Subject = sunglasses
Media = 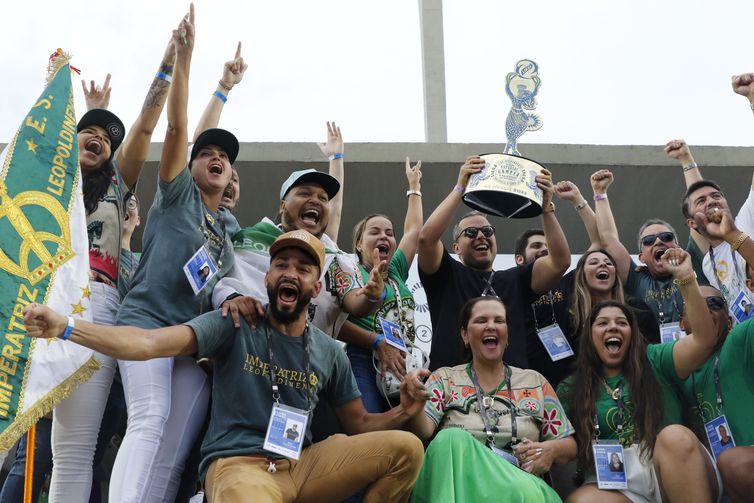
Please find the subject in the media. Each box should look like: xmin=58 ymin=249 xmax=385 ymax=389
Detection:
xmin=705 ymin=296 xmax=727 ymax=311
xmin=456 ymin=225 xmax=495 ymax=241
xmin=640 ymin=231 xmax=675 ymax=247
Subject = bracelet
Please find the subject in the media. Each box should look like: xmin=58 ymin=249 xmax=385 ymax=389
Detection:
xmin=730 ymin=232 xmax=749 ymax=252
xmin=155 ymin=72 xmax=172 ymax=83
xmin=673 ymin=272 xmax=697 ymax=287
xmin=406 ymin=189 xmax=422 ymax=197
xmin=328 ymin=153 xmax=344 ymax=161
xmin=574 ymin=200 xmax=588 ymax=211
xmin=593 ymin=193 xmax=607 ymax=201
xmin=213 ymin=90 xmax=228 ymax=103
xmin=366 ymin=286 xmax=388 ymax=303
xmin=218 ymin=80 xmax=233 ymax=91
xmin=541 ymin=201 xmax=555 ymax=213
xmin=372 ymin=333 xmax=386 ymax=348
xmin=682 ymin=162 xmax=698 ymax=172
xmin=60 ymin=316 xmax=75 ymax=341
xmin=453 ymin=184 xmax=465 ymax=195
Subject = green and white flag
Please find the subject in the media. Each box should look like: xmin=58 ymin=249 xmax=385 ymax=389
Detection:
xmin=0 ymin=52 xmax=98 ymax=450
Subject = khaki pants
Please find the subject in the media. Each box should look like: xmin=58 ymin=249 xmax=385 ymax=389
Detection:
xmin=205 ymin=431 xmax=423 ymax=503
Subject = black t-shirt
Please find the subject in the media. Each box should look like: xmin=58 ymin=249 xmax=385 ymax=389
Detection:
xmin=419 ymin=249 xmax=537 ymax=371
xmin=525 ymin=270 xmax=660 ymax=388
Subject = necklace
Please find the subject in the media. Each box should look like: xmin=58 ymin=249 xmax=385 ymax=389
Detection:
xmin=601 ymin=378 xmax=621 ymax=401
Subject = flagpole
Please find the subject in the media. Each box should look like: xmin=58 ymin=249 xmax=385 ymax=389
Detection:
xmin=23 ymin=423 xmax=35 ymax=503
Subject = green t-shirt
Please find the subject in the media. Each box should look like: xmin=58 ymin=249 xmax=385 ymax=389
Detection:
xmin=117 ymin=168 xmax=237 ymax=328
xmin=674 ymin=320 xmax=754 ymax=446
xmin=346 ymin=250 xmax=416 ymax=343
xmin=558 ymin=344 xmax=683 ymax=443
xmin=186 ymin=311 xmax=361 ymax=480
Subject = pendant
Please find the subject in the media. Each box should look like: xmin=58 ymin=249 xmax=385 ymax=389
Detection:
xmin=267 ymin=461 xmax=277 ymax=473
xmin=610 ymin=388 xmax=620 ymax=401
xmin=482 ymin=396 xmax=494 ymax=409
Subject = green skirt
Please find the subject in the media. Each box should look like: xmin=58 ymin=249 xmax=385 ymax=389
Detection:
xmin=411 ymin=428 xmax=562 ymax=503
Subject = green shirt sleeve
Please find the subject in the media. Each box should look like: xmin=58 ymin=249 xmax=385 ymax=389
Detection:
xmin=186 ymin=310 xmax=236 ymax=359
xmin=324 ymin=344 xmax=362 ymax=407
xmin=391 ymin=249 xmax=409 ymax=282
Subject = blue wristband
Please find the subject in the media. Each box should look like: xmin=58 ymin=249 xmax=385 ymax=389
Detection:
xmin=373 ymin=333 xmax=386 ymax=348
xmin=328 ymin=153 xmax=344 ymax=161
xmin=213 ymin=90 xmax=228 ymax=103
xmin=60 ymin=316 xmax=74 ymax=341
xmin=155 ymin=71 xmax=172 ymax=82
xmin=380 ymin=287 xmax=387 ymax=301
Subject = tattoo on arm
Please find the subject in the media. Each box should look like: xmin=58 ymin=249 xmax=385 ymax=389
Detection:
xmin=142 ymin=79 xmax=170 ymax=112
xmin=159 ymin=62 xmax=174 ymax=75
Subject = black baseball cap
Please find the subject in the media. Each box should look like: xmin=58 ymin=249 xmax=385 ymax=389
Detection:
xmin=77 ymin=109 xmax=126 ymax=159
xmin=190 ymin=128 xmax=239 ymax=165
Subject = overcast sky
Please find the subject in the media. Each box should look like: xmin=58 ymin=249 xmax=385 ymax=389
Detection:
xmin=3 ymin=0 xmax=754 ymax=147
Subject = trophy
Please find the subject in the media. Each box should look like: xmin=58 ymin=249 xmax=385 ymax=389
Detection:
xmin=463 ymin=59 xmax=548 ymax=218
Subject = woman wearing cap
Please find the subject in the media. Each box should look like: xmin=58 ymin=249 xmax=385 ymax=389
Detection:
xmin=109 ymin=7 xmax=241 ymax=502
xmin=557 ymin=248 xmax=720 ymax=503
xmin=48 ymin=32 xmax=178 ymax=503
xmin=338 ymin=157 xmax=423 ymax=412
xmin=406 ymin=296 xmax=576 ymax=502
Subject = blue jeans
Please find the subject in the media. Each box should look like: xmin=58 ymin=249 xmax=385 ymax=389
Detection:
xmin=346 ymin=347 xmax=387 ymax=414
xmin=0 ymin=417 xmax=53 ymax=503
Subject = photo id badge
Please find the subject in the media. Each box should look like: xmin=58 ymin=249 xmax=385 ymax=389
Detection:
xmin=659 ymin=323 xmax=687 ymax=344
xmin=183 ymin=246 xmax=218 ymax=295
xmin=704 ymin=415 xmax=736 ymax=459
xmin=263 ymin=403 xmax=310 ymax=460
xmin=379 ymin=318 xmax=407 ymax=352
xmin=491 ymin=445 xmax=520 ymax=467
xmin=730 ymin=290 xmax=754 ymax=325
xmin=592 ymin=443 xmax=627 ymax=490
xmin=537 ymin=323 xmax=574 ymax=361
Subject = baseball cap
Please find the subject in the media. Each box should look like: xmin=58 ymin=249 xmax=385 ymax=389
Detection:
xmin=190 ymin=128 xmax=239 ymax=165
xmin=77 ymin=109 xmax=126 ymax=159
xmin=279 ymin=169 xmax=340 ymax=200
xmin=269 ymin=230 xmax=326 ymax=273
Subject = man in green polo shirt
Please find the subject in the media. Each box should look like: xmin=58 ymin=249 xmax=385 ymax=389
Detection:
xmin=23 ymin=231 xmax=427 ymax=503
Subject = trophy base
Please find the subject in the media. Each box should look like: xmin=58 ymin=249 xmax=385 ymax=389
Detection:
xmin=463 ymin=190 xmax=542 ymax=218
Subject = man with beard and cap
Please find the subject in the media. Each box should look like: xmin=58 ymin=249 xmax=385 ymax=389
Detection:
xmin=212 ymin=122 xmax=386 ymax=338
xmin=417 ymin=155 xmax=571 ymax=372
xmin=593 ymin=169 xmax=692 ymax=342
xmin=22 ymin=231 xmax=427 ymax=503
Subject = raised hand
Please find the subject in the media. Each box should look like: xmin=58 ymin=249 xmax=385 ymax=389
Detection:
xmin=23 ymin=303 xmax=67 ymax=339
xmin=82 ymin=74 xmax=112 ymax=110
xmin=457 ymin=156 xmax=485 ymax=189
xmin=590 ymin=169 xmax=613 ymax=195
xmin=660 ymin=248 xmax=694 ymax=280
xmin=731 ymin=73 xmax=754 ymax=101
xmin=553 ymin=180 xmax=583 ymax=205
xmin=362 ymin=248 xmax=387 ymax=300
xmin=405 ymin=157 xmax=422 ymax=190
xmin=220 ymin=42 xmax=248 ymax=89
xmin=699 ymin=205 xmax=738 ymax=242
xmin=317 ymin=121 xmax=343 ymax=158
xmin=172 ymin=3 xmax=195 ymax=54
xmin=664 ymin=139 xmax=695 ymax=165
xmin=535 ymin=168 xmax=554 ymax=204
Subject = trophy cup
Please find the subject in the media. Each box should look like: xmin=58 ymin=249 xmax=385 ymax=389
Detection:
xmin=463 ymin=59 xmax=548 ymax=218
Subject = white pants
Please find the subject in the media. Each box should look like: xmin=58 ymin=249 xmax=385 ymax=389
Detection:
xmin=50 ymin=282 xmax=119 ymax=503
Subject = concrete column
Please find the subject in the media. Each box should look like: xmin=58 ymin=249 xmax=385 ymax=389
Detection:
xmin=418 ymin=0 xmax=448 ymax=143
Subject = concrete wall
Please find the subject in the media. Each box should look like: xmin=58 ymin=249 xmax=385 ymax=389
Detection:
xmin=125 ymin=142 xmax=754 ymax=254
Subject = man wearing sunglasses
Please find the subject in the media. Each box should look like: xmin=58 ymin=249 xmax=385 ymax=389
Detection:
xmin=672 ymin=281 xmax=754 ymax=503
xmin=417 ymin=155 xmax=571 ymax=371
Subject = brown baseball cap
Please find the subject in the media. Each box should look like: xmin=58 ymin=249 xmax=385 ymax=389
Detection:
xmin=269 ymin=230 xmax=326 ymax=273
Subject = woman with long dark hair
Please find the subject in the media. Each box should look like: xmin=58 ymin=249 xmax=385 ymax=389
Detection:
xmin=559 ymin=248 xmax=720 ymax=502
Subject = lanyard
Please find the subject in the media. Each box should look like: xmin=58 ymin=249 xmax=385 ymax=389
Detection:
xmin=691 ymin=352 xmax=723 ymax=421
xmin=470 ymin=364 xmax=517 ymax=446
xmin=593 ymin=379 xmax=626 ymax=444
xmin=265 ymin=318 xmax=315 ymax=412
xmin=201 ymin=207 xmax=229 ymax=268
xmin=481 ymin=271 xmax=498 ymax=298
xmin=708 ymin=246 xmax=743 ymax=298
xmin=530 ymin=290 xmax=558 ymax=332
xmin=651 ymin=279 xmax=682 ymax=324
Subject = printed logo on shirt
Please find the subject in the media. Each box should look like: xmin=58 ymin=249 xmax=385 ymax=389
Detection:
xmin=532 ymin=290 xmax=565 ymax=307
xmin=243 ymin=353 xmax=317 ymax=391
xmin=716 ymin=260 xmax=730 ymax=283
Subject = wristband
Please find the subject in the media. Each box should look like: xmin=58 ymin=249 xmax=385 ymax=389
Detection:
xmin=574 ymin=200 xmax=588 ymax=211
xmin=406 ymin=189 xmax=422 ymax=197
xmin=673 ymin=272 xmax=697 ymax=287
xmin=155 ymin=71 xmax=172 ymax=83
xmin=218 ymin=80 xmax=233 ymax=91
xmin=60 ymin=316 xmax=75 ymax=341
xmin=453 ymin=184 xmax=465 ymax=195
xmin=213 ymin=90 xmax=228 ymax=103
xmin=593 ymin=193 xmax=607 ymax=201
xmin=366 ymin=287 xmax=387 ymax=303
xmin=682 ymin=162 xmax=698 ymax=172
xmin=372 ymin=333 xmax=386 ymax=348
xmin=731 ymin=232 xmax=749 ymax=252
xmin=328 ymin=153 xmax=344 ymax=161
